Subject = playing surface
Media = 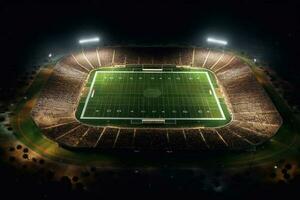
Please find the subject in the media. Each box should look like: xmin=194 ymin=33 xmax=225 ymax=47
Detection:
xmin=77 ymin=69 xmax=229 ymax=126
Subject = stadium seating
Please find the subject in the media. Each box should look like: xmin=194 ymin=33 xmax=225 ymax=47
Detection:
xmin=180 ymin=48 xmax=193 ymax=65
xmin=167 ymin=129 xmax=186 ymax=151
xmin=114 ymin=128 xmax=135 ymax=150
xmin=31 ymin=62 xmax=88 ymax=128
xmin=42 ymin=121 xmax=81 ymax=140
xmin=57 ymin=125 xmax=89 ymax=146
xmin=98 ymin=48 xmax=114 ymax=66
xmin=77 ymin=127 xmax=103 ymax=148
xmin=193 ymin=48 xmax=209 ymax=67
xmin=184 ymin=129 xmax=207 ymax=150
xmin=96 ymin=127 xmax=119 ymax=149
xmin=200 ymin=128 xmax=227 ymax=149
xmin=31 ymin=47 xmax=282 ymax=151
xmin=204 ymin=50 xmax=224 ymax=69
xmin=84 ymin=50 xmax=99 ymax=68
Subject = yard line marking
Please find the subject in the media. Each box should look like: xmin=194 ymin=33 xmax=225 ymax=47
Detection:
xmin=205 ymin=72 xmax=226 ymax=120
xmin=80 ymin=70 xmax=226 ymax=120
xmin=80 ymin=71 xmax=98 ymax=118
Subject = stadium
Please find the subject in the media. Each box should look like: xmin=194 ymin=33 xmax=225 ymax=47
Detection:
xmin=2 ymin=1 xmax=300 ymax=198
xmin=31 ymin=47 xmax=282 ymax=151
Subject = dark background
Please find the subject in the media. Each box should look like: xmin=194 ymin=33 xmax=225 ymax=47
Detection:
xmin=0 ymin=0 xmax=299 ymax=86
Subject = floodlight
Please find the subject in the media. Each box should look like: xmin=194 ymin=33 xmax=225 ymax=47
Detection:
xmin=48 ymin=53 xmax=52 ymax=58
xmin=253 ymin=58 xmax=257 ymax=62
xmin=207 ymin=37 xmax=228 ymax=45
xmin=79 ymin=37 xmax=100 ymax=44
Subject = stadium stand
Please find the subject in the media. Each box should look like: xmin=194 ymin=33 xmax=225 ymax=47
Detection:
xmin=57 ymin=125 xmax=89 ymax=147
xmin=184 ymin=129 xmax=207 ymax=150
xmin=167 ymin=129 xmax=186 ymax=151
xmin=98 ymin=48 xmax=114 ymax=66
xmin=83 ymin=50 xmax=99 ymax=68
xmin=77 ymin=127 xmax=104 ymax=148
xmin=114 ymin=128 xmax=135 ymax=150
xmin=96 ymin=127 xmax=119 ymax=149
xmin=31 ymin=47 xmax=282 ymax=151
xmin=31 ymin=61 xmax=87 ymax=128
xmin=180 ymin=48 xmax=193 ymax=65
xmin=204 ymin=50 xmax=224 ymax=69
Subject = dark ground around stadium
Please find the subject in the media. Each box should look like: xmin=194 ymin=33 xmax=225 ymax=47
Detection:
xmin=1 ymin=0 xmax=300 ymax=199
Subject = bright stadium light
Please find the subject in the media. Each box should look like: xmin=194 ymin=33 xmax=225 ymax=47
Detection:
xmin=48 ymin=53 xmax=52 ymax=58
xmin=79 ymin=37 xmax=100 ymax=44
xmin=207 ymin=37 xmax=228 ymax=45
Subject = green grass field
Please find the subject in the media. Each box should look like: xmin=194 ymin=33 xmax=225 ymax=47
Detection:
xmin=76 ymin=67 xmax=231 ymax=127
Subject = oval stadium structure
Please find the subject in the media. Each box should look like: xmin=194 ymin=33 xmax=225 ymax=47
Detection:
xmin=31 ymin=47 xmax=282 ymax=151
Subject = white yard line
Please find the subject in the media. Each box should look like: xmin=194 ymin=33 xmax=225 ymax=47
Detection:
xmin=80 ymin=71 xmax=98 ymax=118
xmin=80 ymin=70 xmax=226 ymax=121
xmin=205 ymin=72 xmax=226 ymax=120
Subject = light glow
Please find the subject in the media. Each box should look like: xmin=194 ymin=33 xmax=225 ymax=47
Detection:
xmin=79 ymin=37 xmax=100 ymax=44
xmin=207 ymin=37 xmax=228 ymax=45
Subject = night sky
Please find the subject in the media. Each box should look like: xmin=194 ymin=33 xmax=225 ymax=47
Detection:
xmin=1 ymin=0 xmax=299 ymax=87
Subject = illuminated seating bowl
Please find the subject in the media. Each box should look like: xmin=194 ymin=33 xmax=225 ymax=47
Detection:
xmin=31 ymin=47 xmax=282 ymax=152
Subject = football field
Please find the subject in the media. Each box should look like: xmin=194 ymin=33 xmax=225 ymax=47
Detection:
xmin=77 ymin=68 xmax=230 ymax=126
